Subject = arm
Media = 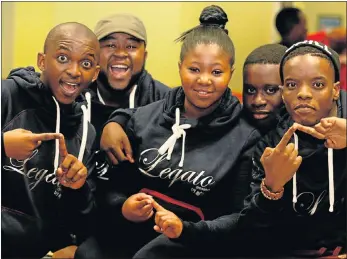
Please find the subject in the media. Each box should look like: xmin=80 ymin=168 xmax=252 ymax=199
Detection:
xmin=100 ymin=108 xmax=138 ymax=165
xmin=105 ymin=108 xmax=137 ymax=129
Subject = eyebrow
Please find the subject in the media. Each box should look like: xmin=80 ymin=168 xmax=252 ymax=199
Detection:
xmin=56 ymin=45 xmax=96 ymax=60
xmin=244 ymin=83 xmax=279 ymax=88
xmin=311 ymin=76 xmax=327 ymax=80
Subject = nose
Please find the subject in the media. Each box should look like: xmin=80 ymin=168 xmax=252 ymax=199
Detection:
xmin=197 ymin=74 xmax=212 ymax=86
xmin=297 ymin=84 xmax=312 ymax=100
xmin=113 ymin=46 xmax=128 ymax=59
xmin=66 ymin=62 xmax=81 ymax=78
xmin=252 ymin=93 xmax=266 ymax=108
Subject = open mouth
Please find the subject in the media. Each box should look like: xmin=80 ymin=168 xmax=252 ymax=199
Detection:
xmin=109 ymin=64 xmax=130 ymax=79
xmin=59 ymin=80 xmax=79 ymax=96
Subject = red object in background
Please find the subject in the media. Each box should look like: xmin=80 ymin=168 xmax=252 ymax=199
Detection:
xmin=307 ymin=31 xmax=330 ymax=45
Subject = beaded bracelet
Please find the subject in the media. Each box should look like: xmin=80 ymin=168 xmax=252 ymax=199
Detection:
xmin=260 ymin=178 xmax=284 ymax=200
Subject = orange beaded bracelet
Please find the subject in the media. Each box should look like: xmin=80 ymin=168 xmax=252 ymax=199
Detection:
xmin=260 ymin=178 xmax=284 ymax=200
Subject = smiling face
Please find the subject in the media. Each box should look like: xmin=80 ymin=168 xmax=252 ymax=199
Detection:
xmin=179 ymin=43 xmax=234 ymax=118
xmin=282 ymin=54 xmax=340 ymax=126
xmin=38 ymin=30 xmax=100 ymax=104
xmin=98 ymin=32 xmax=147 ymax=90
xmin=243 ymin=63 xmax=283 ymax=128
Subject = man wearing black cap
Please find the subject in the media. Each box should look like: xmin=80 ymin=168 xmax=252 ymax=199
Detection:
xmin=236 ymin=40 xmax=346 ymax=258
xmin=82 ymin=13 xmax=169 ymax=155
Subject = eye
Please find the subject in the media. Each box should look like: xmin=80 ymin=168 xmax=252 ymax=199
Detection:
xmin=57 ymin=55 xmax=68 ymax=63
xmin=265 ymin=86 xmax=280 ymax=95
xmin=188 ymin=67 xmax=199 ymax=73
xmin=246 ymin=87 xmax=256 ymax=95
xmin=212 ymin=70 xmax=223 ymax=76
xmin=285 ymin=82 xmax=297 ymax=89
xmin=313 ymin=82 xmax=324 ymax=88
xmin=82 ymin=60 xmax=92 ymax=69
xmin=126 ymin=45 xmax=137 ymax=49
xmin=106 ymin=44 xmax=116 ymax=49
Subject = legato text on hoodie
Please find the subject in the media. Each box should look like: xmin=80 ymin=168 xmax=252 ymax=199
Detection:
xmin=1 ymin=67 xmax=96 ymax=258
xmin=94 ymin=86 xmax=261 ymax=245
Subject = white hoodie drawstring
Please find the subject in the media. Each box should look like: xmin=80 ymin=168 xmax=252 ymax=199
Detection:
xmin=52 ymin=97 xmax=61 ymax=173
xmin=293 ymin=132 xmax=335 ymax=212
xmin=158 ymin=108 xmax=191 ymax=167
xmin=129 ymin=85 xmax=137 ymax=109
xmin=52 ymin=97 xmax=88 ymax=197
xmin=328 ymin=148 xmax=334 ymax=212
xmin=95 ymin=84 xmax=137 ymax=118
xmin=85 ymin=92 xmax=91 ymax=122
xmin=78 ymin=105 xmax=89 ymax=161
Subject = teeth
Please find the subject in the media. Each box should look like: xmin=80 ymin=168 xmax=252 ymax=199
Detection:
xmin=198 ymin=91 xmax=208 ymax=94
xmin=65 ymin=82 xmax=77 ymax=87
xmin=112 ymin=65 xmax=128 ymax=69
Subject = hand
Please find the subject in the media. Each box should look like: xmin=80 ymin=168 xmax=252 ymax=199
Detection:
xmin=152 ymin=200 xmax=183 ymax=239
xmin=100 ymin=122 xmax=134 ymax=165
xmin=261 ymin=125 xmax=303 ymax=192
xmin=3 ymin=129 xmax=62 ymax=160
xmin=122 ymin=193 xmax=154 ymax=222
xmin=55 ymin=135 xmax=87 ymax=189
xmin=295 ymin=117 xmax=346 ymax=149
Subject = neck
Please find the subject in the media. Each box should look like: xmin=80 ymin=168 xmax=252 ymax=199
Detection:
xmin=96 ymin=79 xmax=134 ymax=108
xmin=329 ymin=101 xmax=338 ymax=117
xmin=183 ymin=98 xmax=220 ymax=119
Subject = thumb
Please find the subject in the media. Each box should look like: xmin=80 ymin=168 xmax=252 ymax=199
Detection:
xmin=152 ymin=200 xmax=165 ymax=211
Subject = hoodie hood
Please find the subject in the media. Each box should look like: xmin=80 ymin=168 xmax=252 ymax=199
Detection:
xmin=7 ymin=67 xmax=88 ymax=133
xmin=5 ymin=66 xmax=90 ymax=179
xmin=162 ymin=87 xmax=242 ymax=133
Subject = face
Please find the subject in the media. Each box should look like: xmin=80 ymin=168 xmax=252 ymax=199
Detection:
xmin=179 ymin=43 xmax=234 ymax=118
xmin=282 ymin=54 xmax=340 ymax=126
xmin=291 ymin=12 xmax=308 ymax=42
xmin=243 ymin=64 xmax=283 ymax=127
xmin=38 ymin=35 xmax=100 ymax=104
xmin=99 ymin=32 xmax=147 ymax=90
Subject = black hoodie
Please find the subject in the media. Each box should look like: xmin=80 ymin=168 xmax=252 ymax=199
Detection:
xmin=81 ymin=69 xmax=170 ymax=150
xmin=95 ymin=86 xmax=261 ymax=247
xmin=1 ymin=67 xmax=96 ymax=258
xmin=237 ymin=90 xmax=347 ymax=257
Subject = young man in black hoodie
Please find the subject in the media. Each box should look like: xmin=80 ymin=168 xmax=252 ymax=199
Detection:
xmin=237 ymin=40 xmax=346 ymax=258
xmin=1 ymin=22 xmax=100 ymax=258
xmin=82 ymin=13 xmax=170 ymax=155
xmin=242 ymin=43 xmax=288 ymax=135
xmin=76 ymin=5 xmax=261 ymax=259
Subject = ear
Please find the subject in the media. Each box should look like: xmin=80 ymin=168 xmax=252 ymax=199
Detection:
xmin=178 ymin=62 xmax=182 ymax=76
xmin=37 ymin=52 xmax=46 ymax=72
xmin=144 ymin=50 xmax=148 ymax=62
xmin=92 ymin=65 xmax=101 ymax=82
xmin=332 ymin=81 xmax=340 ymax=101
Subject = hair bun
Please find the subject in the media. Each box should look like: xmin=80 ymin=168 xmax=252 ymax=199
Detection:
xmin=199 ymin=5 xmax=228 ymax=29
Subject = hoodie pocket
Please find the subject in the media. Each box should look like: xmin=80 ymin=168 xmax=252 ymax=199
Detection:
xmin=140 ymin=188 xmax=204 ymax=222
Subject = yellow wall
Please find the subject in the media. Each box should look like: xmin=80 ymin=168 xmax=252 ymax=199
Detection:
xmin=2 ymin=2 xmax=279 ymax=94
xmin=294 ymin=1 xmax=347 ymax=33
